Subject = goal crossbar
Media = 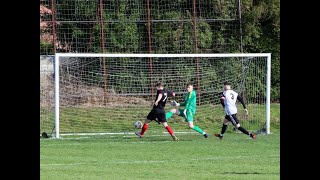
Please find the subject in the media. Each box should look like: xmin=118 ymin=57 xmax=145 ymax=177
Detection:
xmin=55 ymin=53 xmax=271 ymax=58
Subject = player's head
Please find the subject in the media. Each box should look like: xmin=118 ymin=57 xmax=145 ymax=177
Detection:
xmin=156 ymin=82 xmax=164 ymax=90
xmin=223 ymin=81 xmax=231 ymax=91
xmin=186 ymin=83 xmax=193 ymax=92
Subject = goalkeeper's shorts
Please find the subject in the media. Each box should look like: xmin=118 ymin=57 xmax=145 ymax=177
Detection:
xmin=178 ymin=109 xmax=195 ymax=122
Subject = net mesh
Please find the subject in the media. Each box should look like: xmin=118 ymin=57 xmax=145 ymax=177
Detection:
xmin=40 ymin=55 xmax=268 ymax=137
xmin=40 ymin=0 xmax=241 ymax=55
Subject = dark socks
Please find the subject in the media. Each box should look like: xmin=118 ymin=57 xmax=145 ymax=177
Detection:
xmin=238 ymin=126 xmax=249 ymax=135
xmin=221 ymin=124 xmax=228 ymax=135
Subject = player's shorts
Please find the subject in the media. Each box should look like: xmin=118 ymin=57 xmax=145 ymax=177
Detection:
xmin=178 ymin=109 xmax=195 ymax=122
xmin=225 ymin=114 xmax=239 ymax=126
xmin=147 ymin=108 xmax=166 ymax=122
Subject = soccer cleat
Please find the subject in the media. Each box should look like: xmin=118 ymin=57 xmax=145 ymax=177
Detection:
xmin=171 ymin=135 xmax=179 ymax=141
xmin=204 ymin=133 xmax=208 ymax=138
xmin=214 ymin=133 xmax=223 ymax=140
xmin=134 ymin=132 xmax=143 ymax=138
xmin=250 ymin=133 xmax=256 ymax=139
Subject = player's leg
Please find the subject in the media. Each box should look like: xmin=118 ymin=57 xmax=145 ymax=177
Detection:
xmin=162 ymin=121 xmax=179 ymax=141
xmin=135 ymin=118 xmax=151 ymax=137
xmin=135 ymin=110 xmax=154 ymax=137
xmin=231 ymin=114 xmax=256 ymax=139
xmin=165 ymin=108 xmax=179 ymax=121
xmin=214 ymin=116 xmax=229 ymax=139
xmin=158 ymin=109 xmax=179 ymax=140
xmin=185 ymin=111 xmax=208 ymax=138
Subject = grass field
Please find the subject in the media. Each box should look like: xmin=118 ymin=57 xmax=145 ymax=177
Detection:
xmin=41 ymin=132 xmax=280 ymax=179
xmin=41 ymin=103 xmax=280 ymax=135
xmin=40 ymin=103 xmax=280 ymax=179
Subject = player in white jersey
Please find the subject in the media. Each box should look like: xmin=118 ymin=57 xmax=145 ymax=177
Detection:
xmin=214 ymin=82 xmax=256 ymax=140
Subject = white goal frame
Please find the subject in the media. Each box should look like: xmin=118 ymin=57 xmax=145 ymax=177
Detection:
xmin=54 ymin=53 xmax=271 ymax=138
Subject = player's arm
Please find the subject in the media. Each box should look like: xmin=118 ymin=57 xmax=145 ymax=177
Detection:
xmin=154 ymin=93 xmax=163 ymax=106
xmin=237 ymin=95 xmax=248 ymax=114
xmin=180 ymin=92 xmax=194 ymax=116
xmin=220 ymin=95 xmax=225 ymax=108
xmin=179 ymin=95 xmax=186 ymax=106
xmin=179 ymin=92 xmax=191 ymax=107
xmin=179 ymin=101 xmax=186 ymax=106
xmin=166 ymin=90 xmax=175 ymax=97
xmin=168 ymin=90 xmax=180 ymax=106
xmin=237 ymin=95 xmax=246 ymax=109
xmin=219 ymin=92 xmax=225 ymax=108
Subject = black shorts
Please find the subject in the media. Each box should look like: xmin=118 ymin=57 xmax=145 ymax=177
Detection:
xmin=225 ymin=114 xmax=239 ymax=126
xmin=147 ymin=108 xmax=166 ymax=122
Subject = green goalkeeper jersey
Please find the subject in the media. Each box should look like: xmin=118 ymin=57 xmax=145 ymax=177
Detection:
xmin=180 ymin=90 xmax=197 ymax=114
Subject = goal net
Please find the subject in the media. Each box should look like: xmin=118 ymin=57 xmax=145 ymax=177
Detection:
xmin=40 ymin=53 xmax=271 ymax=138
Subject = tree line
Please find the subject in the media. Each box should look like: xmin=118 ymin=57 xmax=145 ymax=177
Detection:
xmin=40 ymin=0 xmax=279 ymax=102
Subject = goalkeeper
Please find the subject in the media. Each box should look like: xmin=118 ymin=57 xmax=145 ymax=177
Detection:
xmin=166 ymin=83 xmax=208 ymax=138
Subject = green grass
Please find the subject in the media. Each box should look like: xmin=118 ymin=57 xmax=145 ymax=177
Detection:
xmin=41 ymin=129 xmax=280 ymax=179
xmin=41 ymin=103 xmax=280 ymax=134
xmin=40 ymin=103 xmax=280 ymax=179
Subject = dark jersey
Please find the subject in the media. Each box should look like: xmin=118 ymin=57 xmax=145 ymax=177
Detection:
xmin=153 ymin=89 xmax=174 ymax=109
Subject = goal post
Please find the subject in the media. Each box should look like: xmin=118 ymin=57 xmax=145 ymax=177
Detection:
xmin=46 ymin=53 xmax=271 ymax=138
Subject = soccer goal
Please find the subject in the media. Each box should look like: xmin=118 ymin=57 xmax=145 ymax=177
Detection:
xmin=40 ymin=53 xmax=271 ymax=138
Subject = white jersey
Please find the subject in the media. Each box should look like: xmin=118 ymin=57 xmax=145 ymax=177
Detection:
xmin=223 ymin=89 xmax=238 ymax=115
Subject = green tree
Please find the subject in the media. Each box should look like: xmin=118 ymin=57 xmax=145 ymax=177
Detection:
xmin=241 ymin=0 xmax=280 ymax=102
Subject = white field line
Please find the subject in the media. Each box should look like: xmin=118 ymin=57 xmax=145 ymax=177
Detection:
xmin=41 ymin=155 xmax=280 ymax=166
xmin=42 ymin=131 xmax=198 ymax=139
xmin=60 ymin=131 xmax=198 ymax=136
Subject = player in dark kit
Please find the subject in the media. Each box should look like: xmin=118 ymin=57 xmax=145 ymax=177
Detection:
xmin=135 ymin=82 xmax=179 ymax=141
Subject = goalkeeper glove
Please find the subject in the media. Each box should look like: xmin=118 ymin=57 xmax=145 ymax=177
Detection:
xmin=170 ymin=100 xmax=180 ymax=106
xmin=244 ymin=109 xmax=248 ymax=115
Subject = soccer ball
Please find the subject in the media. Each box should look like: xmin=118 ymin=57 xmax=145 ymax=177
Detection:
xmin=134 ymin=121 xmax=143 ymax=129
